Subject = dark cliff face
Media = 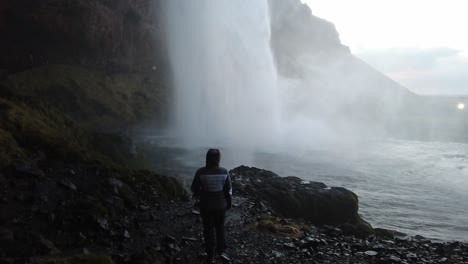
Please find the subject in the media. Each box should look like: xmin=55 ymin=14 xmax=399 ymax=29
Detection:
xmin=269 ymin=0 xmax=419 ymax=136
xmin=269 ymin=0 xmax=350 ymax=77
xmin=0 ymin=0 xmax=167 ymax=73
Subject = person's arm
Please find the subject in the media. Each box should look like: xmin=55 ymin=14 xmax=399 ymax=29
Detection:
xmin=224 ymin=172 xmax=232 ymax=209
xmin=191 ymin=170 xmax=201 ymax=197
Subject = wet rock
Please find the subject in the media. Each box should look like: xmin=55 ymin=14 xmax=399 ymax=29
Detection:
xmin=299 ymin=236 xmax=323 ymax=250
xmin=139 ymin=205 xmax=149 ymax=211
xmin=182 ymin=237 xmax=198 ymax=242
xmin=59 ymin=179 xmax=77 ymax=191
xmin=364 ymin=250 xmax=378 ymax=256
xmin=389 ymin=255 xmax=402 ymax=262
xmin=220 ymin=253 xmax=231 ymax=262
xmin=107 ymin=177 xmax=134 ymax=199
xmin=414 ymin=234 xmax=426 ymax=241
xmin=374 ymin=228 xmax=397 ymax=239
xmin=0 ymin=227 xmax=13 ymax=241
xmin=341 ymin=220 xmax=374 ymax=238
xmin=168 ymin=243 xmax=181 ymax=252
xmin=97 ymin=218 xmax=109 ymax=231
xmin=406 ymin=252 xmax=418 ymax=260
xmin=12 ymin=164 xmax=45 ymax=178
xmin=231 ymin=166 xmax=373 ymax=237
xmin=164 ymin=235 xmax=176 ymax=244
xmin=38 ymin=236 xmax=60 ymax=255
xmin=283 ymin=242 xmax=296 ymax=249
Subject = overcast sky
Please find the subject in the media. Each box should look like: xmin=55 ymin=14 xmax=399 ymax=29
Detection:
xmin=302 ymin=0 xmax=468 ymax=95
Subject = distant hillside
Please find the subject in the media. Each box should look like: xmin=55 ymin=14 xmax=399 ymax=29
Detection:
xmin=268 ymin=0 xmax=468 ymax=142
xmin=269 ymin=0 xmax=415 ymax=113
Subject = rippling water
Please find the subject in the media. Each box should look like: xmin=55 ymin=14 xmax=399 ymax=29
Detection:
xmin=144 ymin=138 xmax=468 ymax=242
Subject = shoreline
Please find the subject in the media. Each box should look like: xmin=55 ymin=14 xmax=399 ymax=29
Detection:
xmin=1 ymin=160 xmax=466 ymax=263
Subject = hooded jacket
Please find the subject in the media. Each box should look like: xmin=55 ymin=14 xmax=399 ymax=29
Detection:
xmin=191 ymin=149 xmax=232 ymax=211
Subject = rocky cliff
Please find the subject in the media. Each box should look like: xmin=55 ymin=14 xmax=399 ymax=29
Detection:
xmin=269 ymin=0 xmax=350 ymax=77
xmin=269 ymin=0 xmax=418 ymax=135
xmin=0 ymin=0 xmax=166 ymax=73
xmin=0 ymin=0 xmax=172 ymax=166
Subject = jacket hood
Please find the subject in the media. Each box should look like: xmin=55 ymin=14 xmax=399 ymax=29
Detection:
xmin=206 ymin=148 xmax=221 ymax=167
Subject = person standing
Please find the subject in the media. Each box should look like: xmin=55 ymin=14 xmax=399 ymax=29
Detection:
xmin=191 ymin=149 xmax=232 ymax=263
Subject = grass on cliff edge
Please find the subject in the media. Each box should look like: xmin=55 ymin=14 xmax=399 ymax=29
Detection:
xmin=1 ymin=64 xmax=167 ymax=131
xmin=0 ymin=97 xmax=127 ymax=167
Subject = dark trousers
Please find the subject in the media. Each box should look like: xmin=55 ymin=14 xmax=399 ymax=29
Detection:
xmin=201 ymin=209 xmax=226 ymax=257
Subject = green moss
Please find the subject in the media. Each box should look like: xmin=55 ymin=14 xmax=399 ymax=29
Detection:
xmin=0 ymin=98 xmax=119 ymax=166
xmin=117 ymin=169 xmax=187 ymax=200
xmin=253 ymin=215 xmax=303 ymax=238
xmin=0 ymin=64 xmax=168 ymax=168
xmin=257 ymin=219 xmax=278 ymax=233
xmin=0 ymin=128 xmax=24 ymax=167
xmin=2 ymin=64 xmax=167 ymax=129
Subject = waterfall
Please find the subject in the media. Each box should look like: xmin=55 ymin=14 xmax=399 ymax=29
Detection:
xmin=165 ymin=0 xmax=279 ymax=148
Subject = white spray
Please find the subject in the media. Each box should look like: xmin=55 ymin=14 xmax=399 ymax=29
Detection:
xmin=165 ymin=0 xmax=280 ymax=148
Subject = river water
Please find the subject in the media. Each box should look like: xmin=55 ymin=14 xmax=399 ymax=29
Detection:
xmin=144 ymin=137 xmax=468 ymax=242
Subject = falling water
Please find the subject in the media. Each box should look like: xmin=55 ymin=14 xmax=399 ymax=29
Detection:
xmin=165 ymin=0 xmax=279 ymax=148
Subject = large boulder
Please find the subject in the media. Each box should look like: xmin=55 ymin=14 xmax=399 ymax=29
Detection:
xmin=230 ymin=166 xmax=373 ymax=237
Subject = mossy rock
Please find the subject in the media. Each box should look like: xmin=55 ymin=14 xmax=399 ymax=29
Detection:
xmin=0 ymin=98 xmax=115 ymax=165
xmin=232 ymin=166 xmax=360 ymax=224
xmin=254 ymin=215 xmax=303 ymax=238
xmin=0 ymin=128 xmax=24 ymax=167
xmin=114 ymin=169 xmax=187 ymax=200
xmin=0 ymin=97 xmax=147 ymax=167
xmin=2 ymin=64 xmax=167 ymax=130
xmin=0 ymin=64 xmax=167 ymax=168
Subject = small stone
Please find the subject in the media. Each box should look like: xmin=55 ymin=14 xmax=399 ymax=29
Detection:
xmin=97 ymin=218 xmax=109 ymax=230
xmin=220 ymin=253 xmax=231 ymax=262
xmin=182 ymin=236 xmax=198 ymax=242
xmin=283 ymin=242 xmax=295 ymax=249
xmin=39 ymin=236 xmax=61 ymax=255
xmin=168 ymin=243 xmax=180 ymax=252
xmin=165 ymin=235 xmax=177 ymax=243
xmin=123 ymin=230 xmax=131 ymax=239
xmin=272 ymin=251 xmax=284 ymax=258
xmin=364 ymin=250 xmax=378 ymax=256
xmin=192 ymin=209 xmax=200 ymax=215
xmin=414 ymin=235 xmax=425 ymax=240
xmin=59 ymin=179 xmax=77 ymax=191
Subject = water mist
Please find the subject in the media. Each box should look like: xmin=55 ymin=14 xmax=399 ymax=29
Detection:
xmin=165 ymin=0 xmax=280 ymax=148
